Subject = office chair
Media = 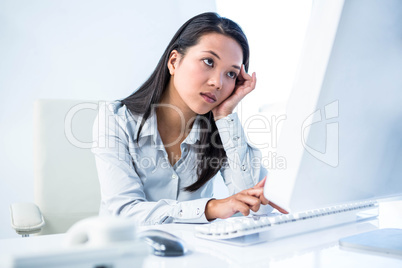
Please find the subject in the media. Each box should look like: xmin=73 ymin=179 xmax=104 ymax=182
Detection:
xmin=10 ymin=99 xmax=101 ymax=236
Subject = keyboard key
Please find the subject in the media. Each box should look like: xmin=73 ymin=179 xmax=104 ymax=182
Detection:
xmin=259 ymin=217 xmax=272 ymax=226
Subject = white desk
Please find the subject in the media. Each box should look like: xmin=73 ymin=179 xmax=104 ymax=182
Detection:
xmin=1 ymin=201 xmax=402 ymax=268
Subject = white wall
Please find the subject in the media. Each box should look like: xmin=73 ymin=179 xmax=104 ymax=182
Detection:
xmin=0 ymin=0 xmax=216 ymax=239
xmin=216 ymin=0 xmax=312 ymax=168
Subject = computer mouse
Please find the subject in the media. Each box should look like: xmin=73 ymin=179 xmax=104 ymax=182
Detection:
xmin=139 ymin=229 xmax=188 ymax=257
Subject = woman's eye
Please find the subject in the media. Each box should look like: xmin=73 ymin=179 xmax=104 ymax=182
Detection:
xmin=203 ymin=58 xmax=214 ymax=67
xmin=227 ymin=71 xmax=237 ymax=79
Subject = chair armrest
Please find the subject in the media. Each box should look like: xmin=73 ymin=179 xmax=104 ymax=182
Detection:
xmin=10 ymin=203 xmax=45 ymax=236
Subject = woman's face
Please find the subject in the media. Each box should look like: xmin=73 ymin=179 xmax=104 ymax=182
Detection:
xmin=167 ymin=32 xmax=243 ymax=115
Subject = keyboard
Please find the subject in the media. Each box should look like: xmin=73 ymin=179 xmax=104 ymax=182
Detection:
xmin=195 ymin=201 xmax=378 ymax=243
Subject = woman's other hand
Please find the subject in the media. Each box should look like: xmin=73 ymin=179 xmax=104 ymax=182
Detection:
xmin=205 ymin=177 xmax=288 ymax=221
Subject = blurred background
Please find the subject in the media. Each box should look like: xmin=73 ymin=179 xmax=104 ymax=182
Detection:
xmin=0 ymin=0 xmax=312 ymax=238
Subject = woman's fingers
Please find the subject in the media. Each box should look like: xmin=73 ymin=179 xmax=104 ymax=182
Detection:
xmin=236 ymin=191 xmax=289 ymax=214
xmin=206 ymin=195 xmax=259 ymax=220
xmin=268 ymin=201 xmax=289 ymax=214
xmin=233 ymin=193 xmax=288 ymax=215
xmin=231 ymin=199 xmax=252 ymax=216
xmin=243 ymin=71 xmax=256 ymax=93
xmin=252 ymin=178 xmax=289 ymax=213
xmin=254 ymin=176 xmax=266 ymax=188
xmin=246 ymin=189 xmax=288 ymax=213
xmin=241 ymin=64 xmax=249 ymax=78
xmin=233 ymin=193 xmax=261 ymax=212
xmin=252 ymin=177 xmax=269 ymax=204
xmin=205 ymin=184 xmax=289 ymax=221
xmin=244 ymin=187 xmax=289 ymax=213
xmin=236 ymin=64 xmax=246 ymax=83
xmin=244 ymin=188 xmax=269 ymax=205
xmin=235 ymin=65 xmax=256 ymax=95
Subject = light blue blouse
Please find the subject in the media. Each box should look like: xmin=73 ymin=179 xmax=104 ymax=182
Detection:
xmin=92 ymin=101 xmax=268 ymax=225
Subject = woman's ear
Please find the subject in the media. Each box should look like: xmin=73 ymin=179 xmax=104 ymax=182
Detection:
xmin=167 ymin=50 xmax=180 ymax=75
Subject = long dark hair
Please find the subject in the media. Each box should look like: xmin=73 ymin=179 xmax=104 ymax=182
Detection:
xmin=121 ymin=12 xmax=250 ymax=192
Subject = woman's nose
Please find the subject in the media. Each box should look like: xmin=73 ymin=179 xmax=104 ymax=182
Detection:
xmin=208 ymin=72 xmax=223 ymax=90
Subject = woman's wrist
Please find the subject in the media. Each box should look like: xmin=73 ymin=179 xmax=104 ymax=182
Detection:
xmin=214 ymin=113 xmax=228 ymax=121
xmin=213 ymin=112 xmax=233 ymax=122
xmin=205 ymin=199 xmax=217 ymax=221
xmin=212 ymin=108 xmax=234 ymax=121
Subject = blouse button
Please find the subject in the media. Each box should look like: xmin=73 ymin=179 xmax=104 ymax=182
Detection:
xmin=233 ymin=136 xmax=239 ymax=141
xmin=241 ymin=165 xmax=247 ymax=171
xmin=172 ymin=174 xmax=178 ymax=180
xmin=196 ymin=208 xmax=200 ymax=215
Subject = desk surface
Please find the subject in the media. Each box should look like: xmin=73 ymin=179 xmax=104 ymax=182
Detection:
xmin=1 ymin=201 xmax=402 ymax=268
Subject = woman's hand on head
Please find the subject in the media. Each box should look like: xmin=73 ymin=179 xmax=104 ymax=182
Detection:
xmin=205 ymin=177 xmax=288 ymax=221
xmin=212 ymin=64 xmax=257 ymax=121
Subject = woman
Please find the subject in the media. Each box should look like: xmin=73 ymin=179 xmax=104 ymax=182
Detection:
xmin=92 ymin=12 xmax=284 ymax=225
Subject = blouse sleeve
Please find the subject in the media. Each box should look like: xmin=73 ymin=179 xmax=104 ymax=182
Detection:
xmin=216 ymin=113 xmax=273 ymax=215
xmin=91 ymin=102 xmax=211 ymax=225
xmin=215 ymin=113 xmax=268 ymax=194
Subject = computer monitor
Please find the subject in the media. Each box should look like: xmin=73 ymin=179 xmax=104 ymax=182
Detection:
xmin=264 ymin=0 xmax=402 ymax=213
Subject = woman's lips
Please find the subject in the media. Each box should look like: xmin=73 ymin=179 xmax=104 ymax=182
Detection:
xmin=200 ymin=92 xmax=217 ymax=103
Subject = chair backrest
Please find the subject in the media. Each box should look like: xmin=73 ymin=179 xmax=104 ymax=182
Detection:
xmin=33 ymin=99 xmax=100 ymax=235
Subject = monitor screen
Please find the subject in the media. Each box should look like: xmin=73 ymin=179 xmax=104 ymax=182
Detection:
xmin=265 ymin=0 xmax=402 ymax=212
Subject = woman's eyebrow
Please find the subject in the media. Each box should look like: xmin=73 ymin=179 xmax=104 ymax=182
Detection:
xmin=203 ymin=50 xmax=241 ymax=70
xmin=203 ymin=50 xmax=221 ymax=59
